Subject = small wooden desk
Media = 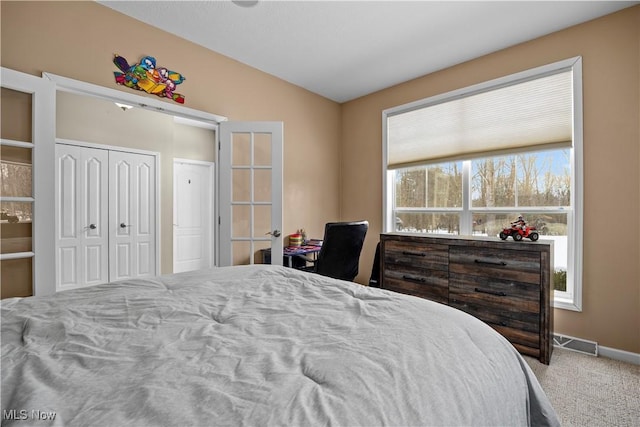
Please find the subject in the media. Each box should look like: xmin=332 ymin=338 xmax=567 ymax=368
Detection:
xmin=262 ymin=244 xmax=322 ymax=267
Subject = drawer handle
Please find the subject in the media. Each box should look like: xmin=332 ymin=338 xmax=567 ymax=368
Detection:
xmin=403 ymin=275 xmax=426 ymax=284
xmin=474 ymin=287 xmax=507 ymax=297
xmin=474 ymin=259 xmax=507 ymax=266
xmin=402 ymin=250 xmax=426 ymax=257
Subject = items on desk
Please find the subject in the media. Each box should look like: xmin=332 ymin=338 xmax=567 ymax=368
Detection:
xmin=283 ymin=244 xmax=322 ymax=255
xmin=262 ymin=243 xmax=322 ymax=268
xmin=289 ymin=233 xmax=303 ymax=246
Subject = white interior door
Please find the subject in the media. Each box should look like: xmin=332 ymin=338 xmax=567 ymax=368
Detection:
xmin=109 ymin=150 xmax=156 ymax=281
xmin=173 ymin=159 xmax=214 ymax=273
xmin=219 ymin=122 xmax=283 ymax=266
xmin=55 ymin=144 xmax=109 ymax=290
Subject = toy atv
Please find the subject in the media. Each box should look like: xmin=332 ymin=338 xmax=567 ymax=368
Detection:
xmin=499 ymin=225 xmax=539 ymax=242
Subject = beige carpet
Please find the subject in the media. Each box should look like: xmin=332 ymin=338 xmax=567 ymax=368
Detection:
xmin=524 ymin=348 xmax=640 ymax=427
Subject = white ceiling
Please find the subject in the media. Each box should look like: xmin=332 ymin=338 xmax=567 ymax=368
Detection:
xmin=98 ymin=1 xmax=637 ymax=103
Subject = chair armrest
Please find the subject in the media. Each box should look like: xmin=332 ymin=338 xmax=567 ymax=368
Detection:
xmin=294 ymin=254 xmax=317 ymax=264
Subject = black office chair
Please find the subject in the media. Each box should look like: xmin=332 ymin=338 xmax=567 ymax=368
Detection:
xmin=297 ymin=220 xmax=368 ymax=282
xmin=368 ymin=242 xmax=381 ymax=287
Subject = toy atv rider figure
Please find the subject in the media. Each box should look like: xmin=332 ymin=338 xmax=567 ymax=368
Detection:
xmin=499 ymin=215 xmax=540 ymax=242
xmin=512 ymin=215 xmax=526 ymax=230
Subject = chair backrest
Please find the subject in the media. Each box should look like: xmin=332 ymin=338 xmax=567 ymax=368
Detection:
xmin=368 ymin=241 xmax=381 ymax=287
xmin=315 ymin=220 xmax=369 ymax=281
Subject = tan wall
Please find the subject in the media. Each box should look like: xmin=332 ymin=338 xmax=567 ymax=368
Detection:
xmin=342 ymin=6 xmax=640 ymax=353
xmin=1 ymin=1 xmax=342 ymax=273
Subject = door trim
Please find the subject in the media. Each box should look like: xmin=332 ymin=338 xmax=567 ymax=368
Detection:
xmin=55 ymin=139 xmax=161 ymax=277
xmin=43 ymin=72 xmax=227 ymax=126
xmin=1 ymin=67 xmax=56 ymax=296
xmin=173 ymin=158 xmax=215 ymax=273
xmin=42 ymin=72 xmax=225 ymax=283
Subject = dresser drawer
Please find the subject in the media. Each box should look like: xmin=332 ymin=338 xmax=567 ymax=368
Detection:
xmin=384 ymin=239 xmax=448 ymax=270
xmin=384 ymin=266 xmax=449 ymax=304
xmin=383 ymin=239 xmax=449 ymax=303
xmin=492 ymin=325 xmax=541 ymax=359
xmin=449 ymin=246 xmax=541 ymax=284
xmin=449 ymin=272 xmax=540 ymax=348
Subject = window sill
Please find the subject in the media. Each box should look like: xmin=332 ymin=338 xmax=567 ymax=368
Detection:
xmin=553 ymin=296 xmax=582 ymax=312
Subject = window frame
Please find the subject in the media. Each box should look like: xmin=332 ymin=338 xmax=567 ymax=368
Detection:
xmin=382 ymin=57 xmax=583 ymax=311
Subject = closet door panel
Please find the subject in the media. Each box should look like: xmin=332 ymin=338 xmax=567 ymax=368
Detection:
xmin=116 ymin=243 xmax=130 ymax=278
xmin=109 ymin=151 xmax=155 ymax=281
xmin=84 ymin=154 xmax=108 ymax=285
xmin=110 ymin=157 xmax=132 ymax=281
xmin=57 ymin=151 xmax=79 ymax=288
xmin=55 ymin=144 xmax=108 ymax=290
xmin=58 ymin=154 xmax=77 ymax=238
xmin=138 ymin=163 xmax=151 ymax=235
xmin=136 ymin=160 xmax=154 ymax=276
xmin=59 ymin=247 xmax=77 ymax=286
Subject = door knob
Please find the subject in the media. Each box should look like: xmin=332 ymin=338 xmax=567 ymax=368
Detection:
xmin=85 ymin=224 xmax=97 ymax=230
xmin=120 ymin=223 xmax=131 ymax=228
xmin=266 ymin=229 xmax=281 ymax=237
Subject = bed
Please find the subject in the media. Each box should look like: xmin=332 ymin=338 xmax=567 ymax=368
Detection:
xmin=1 ymin=265 xmax=559 ymax=426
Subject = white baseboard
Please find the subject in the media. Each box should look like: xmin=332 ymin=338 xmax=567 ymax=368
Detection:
xmin=598 ymin=346 xmax=640 ymax=365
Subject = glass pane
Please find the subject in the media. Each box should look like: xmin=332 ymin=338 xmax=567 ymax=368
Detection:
xmin=395 ymin=212 xmax=460 ymax=235
xmin=232 ymin=241 xmax=251 ymax=266
xmin=254 ymin=169 xmax=271 ymax=202
xmin=1 ymin=200 xmax=32 ymax=224
xmin=1 ymin=146 xmax=33 ymax=197
xmin=232 ymin=169 xmax=251 ymax=202
xmin=232 ymin=205 xmax=250 ymax=238
xmin=232 ymin=133 xmax=251 ymax=166
xmin=1 ymin=203 xmax=32 ymax=253
xmin=254 ymin=133 xmax=271 ymax=166
xmin=395 ymin=162 xmax=462 ymax=208
xmin=1 ymin=257 xmax=33 ymax=299
xmin=472 ymin=211 xmax=568 ymax=291
xmin=254 ymin=205 xmax=271 ymax=238
xmin=516 ymin=150 xmax=571 ymax=207
xmin=1 ymin=88 xmax=32 ymax=142
xmin=472 ymin=149 xmax=571 ymax=208
xmin=471 ymin=156 xmax=515 ymax=207
xmin=396 ymin=168 xmax=426 ymax=207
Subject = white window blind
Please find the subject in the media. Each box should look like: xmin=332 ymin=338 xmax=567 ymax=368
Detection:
xmin=387 ymin=70 xmax=573 ymax=169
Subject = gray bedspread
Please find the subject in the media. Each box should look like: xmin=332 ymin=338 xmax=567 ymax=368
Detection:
xmin=1 ymin=265 xmax=559 ymax=426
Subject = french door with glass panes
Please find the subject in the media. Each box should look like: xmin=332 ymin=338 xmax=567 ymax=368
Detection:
xmin=1 ymin=67 xmax=55 ymax=298
xmin=218 ymin=122 xmax=283 ymax=266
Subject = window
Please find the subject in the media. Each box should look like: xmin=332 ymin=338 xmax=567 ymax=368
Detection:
xmin=383 ymin=57 xmax=583 ymax=311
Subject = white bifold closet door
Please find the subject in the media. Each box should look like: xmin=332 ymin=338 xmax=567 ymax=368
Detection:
xmin=109 ymin=150 xmax=156 ymax=281
xmin=56 ymin=145 xmax=109 ymax=289
xmin=55 ymin=144 xmax=156 ymax=290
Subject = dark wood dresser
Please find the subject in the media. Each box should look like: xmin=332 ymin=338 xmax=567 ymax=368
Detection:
xmin=380 ymin=233 xmax=554 ymax=364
